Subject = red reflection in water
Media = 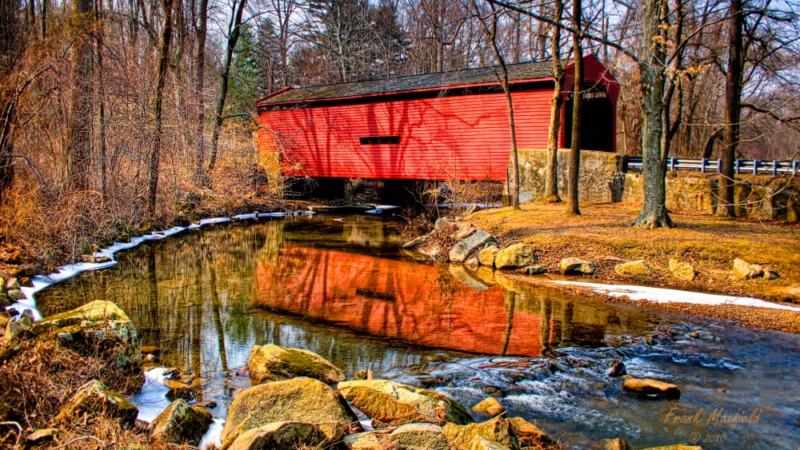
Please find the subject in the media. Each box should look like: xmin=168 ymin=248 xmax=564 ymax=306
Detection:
xmin=255 ymin=246 xmax=543 ymax=356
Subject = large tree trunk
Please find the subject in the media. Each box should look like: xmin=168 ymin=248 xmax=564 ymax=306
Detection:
xmin=194 ymin=0 xmax=208 ymax=187
xmin=67 ymin=0 xmax=94 ymax=192
xmin=566 ymin=0 xmax=582 ymax=215
xmin=718 ymin=0 xmax=743 ymax=217
xmin=630 ymin=0 xmax=673 ymax=228
xmin=146 ymin=0 xmax=174 ymax=218
xmin=544 ymin=0 xmax=565 ymax=204
xmin=206 ymin=0 xmax=247 ymax=185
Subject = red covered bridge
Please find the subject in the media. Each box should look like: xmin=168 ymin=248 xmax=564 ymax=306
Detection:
xmin=256 ymin=54 xmax=618 ymax=182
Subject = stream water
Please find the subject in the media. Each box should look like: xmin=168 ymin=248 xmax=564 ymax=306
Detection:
xmin=34 ymin=214 xmax=800 ymax=449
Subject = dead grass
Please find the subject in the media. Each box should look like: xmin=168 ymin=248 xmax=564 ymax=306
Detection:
xmin=465 ymin=203 xmax=800 ymax=303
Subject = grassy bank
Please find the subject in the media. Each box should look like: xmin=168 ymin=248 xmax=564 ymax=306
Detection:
xmin=457 ymin=203 xmax=800 ymax=331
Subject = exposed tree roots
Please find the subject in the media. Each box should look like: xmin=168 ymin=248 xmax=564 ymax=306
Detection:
xmin=627 ymin=212 xmax=675 ymax=229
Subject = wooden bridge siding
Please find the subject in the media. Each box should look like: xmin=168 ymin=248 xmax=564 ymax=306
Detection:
xmin=257 ymin=88 xmax=554 ymax=181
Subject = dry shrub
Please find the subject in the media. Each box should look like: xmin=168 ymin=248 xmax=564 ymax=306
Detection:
xmin=0 ymin=182 xmax=121 ymax=271
xmin=0 ymin=329 xmax=144 ymax=431
xmin=394 ymin=207 xmax=434 ymax=243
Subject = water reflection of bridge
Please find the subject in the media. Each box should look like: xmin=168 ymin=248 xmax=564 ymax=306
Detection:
xmin=254 ymin=245 xmax=648 ymax=357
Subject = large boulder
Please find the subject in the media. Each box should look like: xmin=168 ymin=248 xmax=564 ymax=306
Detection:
xmin=506 ymin=417 xmax=559 ymax=449
xmin=614 ymin=260 xmax=651 ymax=277
xmin=36 ymin=301 xmax=138 ymax=346
xmin=443 ymin=417 xmax=517 ymax=450
xmin=478 ymin=246 xmax=500 ymax=267
xmin=227 ymin=422 xmax=327 ymax=450
xmin=149 ymin=399 xmax=212 ymax=445
xmin=338 ymin=379 xmax=473 ymax=428
xmin=220 ymin=377 xmax=358 ymax=450
xmin=247 ymin=344 xmax=345 ymax=385
xmin=494 ymin=244 xmax=534 ymax=270
xmin=668 ymin=259 xmax=697 ymax=281
xmin=622 ymin=378 xmax=681 ymax=399
xmin=559 ymin=258 xmax=596 ymax=274
xmin=55 ymin=379 xmax=139 ymax=425
xmin=386 ymin=423 xmax=450 ymax=450
xmin=450 ymin=231 xmax=496 ymax=263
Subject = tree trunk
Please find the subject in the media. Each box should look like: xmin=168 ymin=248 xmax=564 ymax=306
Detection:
xmin=67 ymin=0 xmax=94 ymax=192
xmin=96 ymin=0 xmax=107 ymax=198
xmin=0 ymin=0 xmax=22 ymax=199
xmin=718 ymin=0 xmax=743 ymax=217
xmin=146 ymin=0 xmax=174 ymax=218
xmin=194 ymin=0 xmax=208 ymax=187
xmin=630 ymin=0 xmax=673 ymax=228
xmin=206 ymin=0 xmax=247 ymax=185
xmin=566 ymin=0 xmax=582 ymax=215
xmin=544 ymin=0 xmax=565 ymax=204
xmin=504 ymin=86 xmax=521 ymax=209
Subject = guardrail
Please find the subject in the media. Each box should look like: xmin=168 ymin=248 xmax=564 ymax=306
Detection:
xmin=627 ymin=157 xmax=800 ymax=175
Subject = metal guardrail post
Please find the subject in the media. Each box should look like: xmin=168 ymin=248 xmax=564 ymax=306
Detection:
xmin=717 ymin=159 xmax=723 ymax=173
xmin=772 ymin=160 xmax=778 ymax=176
xmin=700 ymin=158 xmax=706 ymax=173
xmin=753 ymin=160 xmax=759 ymax=174
xmin=734 ymin=159 xmax=741 ymax=174
xmin=793 ymin=161 xmax=799 ymax=175
xmin=669 ymin=157 xmax=676 ymax=171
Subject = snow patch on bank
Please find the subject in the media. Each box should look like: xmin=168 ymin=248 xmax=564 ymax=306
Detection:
xmin=6 ymin=211 xmax=319 ymax=319
xmin=552 ymin=280 xmax=800 ymax=311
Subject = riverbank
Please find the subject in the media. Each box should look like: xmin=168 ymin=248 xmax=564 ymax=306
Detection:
xmin=0 ymin=194 xmax=303 ymax=280
xmin=409 ymin=202 xmax=800 ymax=333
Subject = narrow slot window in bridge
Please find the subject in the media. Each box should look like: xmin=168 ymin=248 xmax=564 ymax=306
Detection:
xmin=359 ymin=136 xmax=400 ymax=145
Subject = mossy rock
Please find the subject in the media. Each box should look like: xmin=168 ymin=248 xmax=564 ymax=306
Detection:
xmin=149 ymin=399 xmax=212 ymax=445
xmin=247 ymin=344 xmax=345 ymax=385
xmin=338 ymin=379 xmax=474 ymax=428
xmin=220 ymin=377 xmax=358 ymax=450
xmin=55 ymin=380 xmax=139 ymax=425
xmin=36 ymin=301 xmax=138 ymax=346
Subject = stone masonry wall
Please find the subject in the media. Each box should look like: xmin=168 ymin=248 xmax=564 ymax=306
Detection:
xmin=512 ymin=148 xmax=626 ymax=204
xmin=621 ymin=173 xmax=799 ymax=221
xmin=507 ymin=149 xmax=798 ymax=221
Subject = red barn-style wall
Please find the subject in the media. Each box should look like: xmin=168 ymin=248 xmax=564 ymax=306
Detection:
xmin=257 ymin=55 xmax=618 ymax=182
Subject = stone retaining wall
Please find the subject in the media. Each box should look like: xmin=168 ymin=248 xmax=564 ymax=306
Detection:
xmin=506 ymin=149 xmax=799 ymax=221
xmin=621 ymin=173 xmax=799 ymax=221
xmin=510 ymin=148 xmax=626 ymax=204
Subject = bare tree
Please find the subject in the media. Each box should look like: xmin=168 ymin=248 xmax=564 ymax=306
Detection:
xmin=67 ymin=0 xmax=94 ymax=191
xmin=566 ymin=0 xmax=582 ymax=215
xmin=147 ymin=0 xmax=175 ymax=217
xmin=206 ymin=0 xmax=248 ymax=183
xmin=718 ymin=0 xmax=743 ymax=217
xmin=193 ymin=0 xmax=208 ymax=186
xmin=0 ymin=0 xmax=25 ymax=198
xmin=470 ymin=0 xmax=520 ymax=209
xmin=543 ymin=0 xmax=567 ymax=204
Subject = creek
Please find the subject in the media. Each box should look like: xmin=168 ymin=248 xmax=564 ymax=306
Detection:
xmin=34 ymin=214 xmax=800 ymax=449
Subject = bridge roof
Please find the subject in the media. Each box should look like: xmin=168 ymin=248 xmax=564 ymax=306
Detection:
xmin=256 ymin=60 xmax=555 ymax=106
